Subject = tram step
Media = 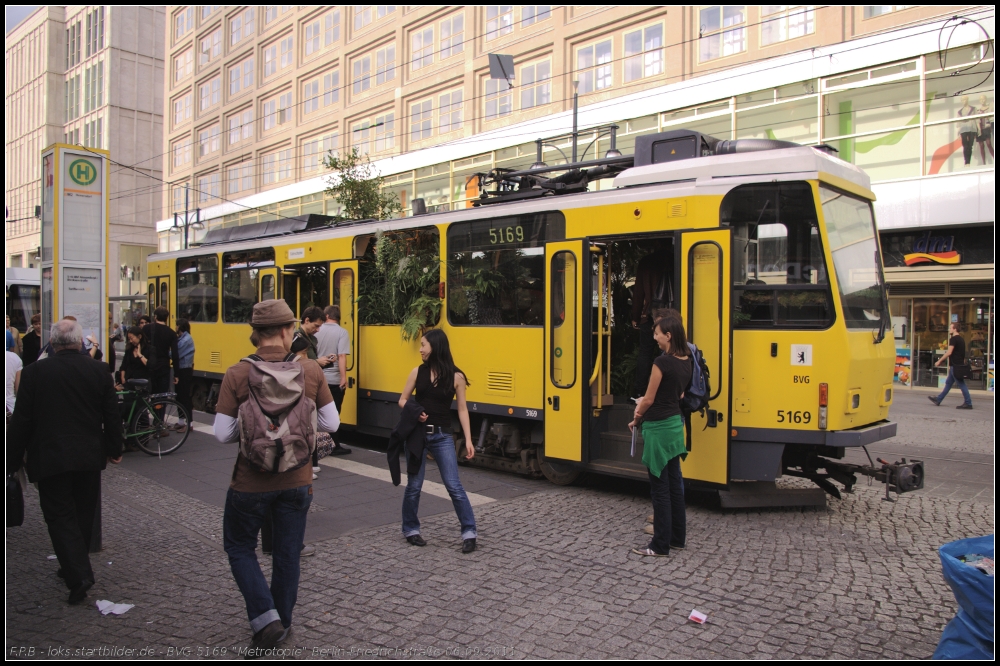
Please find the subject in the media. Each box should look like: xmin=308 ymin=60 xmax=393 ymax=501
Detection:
xmin=597 ymin=432 xmax=645 ymax=464
xmin=601 ymin=405 xmax=636 ymax=432
xmin=718 ymin=481 xmax=827 ymax=509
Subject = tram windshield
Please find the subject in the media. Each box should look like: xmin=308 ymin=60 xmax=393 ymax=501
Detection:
xmin=819 ymin=185 xmax=887 ymax=330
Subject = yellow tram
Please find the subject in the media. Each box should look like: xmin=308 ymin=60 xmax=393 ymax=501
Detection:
xmin=146 ymin=130 xmax=922 ymax=504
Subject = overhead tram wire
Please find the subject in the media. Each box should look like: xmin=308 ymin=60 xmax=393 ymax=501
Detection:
xmin=43 ymin=7 xmax=993 ymax=224
xmin=104 ymin=5 xmax=991 ymax=191
xmin=34 ymin=72 xmax=1000 ymax=228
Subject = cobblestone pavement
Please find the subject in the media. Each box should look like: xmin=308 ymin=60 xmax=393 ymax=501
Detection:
xmin=6 ymin=390 xmax=994 ymax=659
xmin=7 ymin=457 xmax=993 ymax=659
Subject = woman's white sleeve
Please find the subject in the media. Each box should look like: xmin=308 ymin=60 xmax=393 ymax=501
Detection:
xmin=213 ymin=413 xmax=240 ymax=443
xmin=318 ymin=402 xmax=341 ymax=432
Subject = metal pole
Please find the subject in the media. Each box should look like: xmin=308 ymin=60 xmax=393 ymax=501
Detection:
xmin=536 ymin=139 xmax=543 ymax=165
xmin=183 ymin=184 xmax=190 ymax=250
xmin=571 ymin=81 xmax=579 ymax=163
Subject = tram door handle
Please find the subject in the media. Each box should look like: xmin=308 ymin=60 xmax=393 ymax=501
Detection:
xmin=348 ymin=377 xmax=355 ymax=389
xmin=548 ymin=396 xmax=560 ymax=411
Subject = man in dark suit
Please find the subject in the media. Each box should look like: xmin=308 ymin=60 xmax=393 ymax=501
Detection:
xmin=8 ymin=319 xmax=124 ymax=605
xmin=142 ymin=306 xmax=179 ymax=397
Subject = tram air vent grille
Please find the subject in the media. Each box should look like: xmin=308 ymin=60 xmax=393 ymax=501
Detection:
xmin=210 ymin=351 xmax=222 ymax=365
xmin=949 ymin=282 xmax=993 ymax=296
xmin=486 ymin=371 xmax=514 ymax=395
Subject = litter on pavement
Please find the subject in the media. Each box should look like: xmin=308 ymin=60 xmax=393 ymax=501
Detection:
xmin=688 ymin=609 xmax=708 ymax=624
xmin=96 ymin=600 xmax=134 ymax=615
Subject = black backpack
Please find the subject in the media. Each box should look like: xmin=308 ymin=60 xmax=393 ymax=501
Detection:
xmin=680 ymin=342 xmax=711 ymax=418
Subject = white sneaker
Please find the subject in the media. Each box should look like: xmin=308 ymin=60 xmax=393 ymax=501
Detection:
xmin=312 ymin=472 xmax=318 ymax=480
xmin=312 ymin=466 xmax=321 ymax=473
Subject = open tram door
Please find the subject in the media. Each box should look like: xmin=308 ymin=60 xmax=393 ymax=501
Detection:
xmin=678 ymin=229 xmax=733 ymax=488
xmin=146 ymin=275 xmax=171 ymax=323
xmin=542 ymin=240 xmax=587 ymax=483
xmin=329 ymin=260 xmax=359 ymax=427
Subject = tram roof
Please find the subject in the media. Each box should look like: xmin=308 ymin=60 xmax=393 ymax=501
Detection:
xmin=614 ymin=145 xmax=871 ymax=193
xmin=151 ymin=145 xmax=872 ymax=263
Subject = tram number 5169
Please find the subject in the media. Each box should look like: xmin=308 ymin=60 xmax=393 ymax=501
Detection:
xmin=777 ymin=410 xmax=811 ymax=424
xmin=490 ymin=226 xmax=524 ymax=244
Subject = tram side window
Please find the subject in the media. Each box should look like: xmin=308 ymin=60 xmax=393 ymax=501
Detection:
xmin=296 ymin=263 xmax=328 ymax=315
xmin=176 ymin=255 xmax=219 ymax=322
xmin=222 ymin=249 xmax=275 ymax=323
xmin=7 ymin=284 xmax=40 ymax=332
xmin=357 ymin=227 xmax=440 ymax=326
xmin=722 ymin=182 xmax=834 ymax=328
xmin=447 ymin=213 xmax=565 ymax=326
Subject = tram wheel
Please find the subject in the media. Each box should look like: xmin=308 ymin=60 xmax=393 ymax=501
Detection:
xmin=538 ymin=446 xmax=582 ymax=486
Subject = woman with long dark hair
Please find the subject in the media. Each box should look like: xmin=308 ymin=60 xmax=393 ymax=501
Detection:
xmin=628 ymin=313 xmax=692 ymax=557
xmin=397 ymin=328 xmax=478 ymax=553
xmin=117 ymin=326 xmax=152 ymax=387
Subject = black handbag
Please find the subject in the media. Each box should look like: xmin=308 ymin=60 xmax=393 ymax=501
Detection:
xmin=952 ymin=364 xmax=972 ymax=381
xmin=7 ymin=474 xmax=24 ymax=528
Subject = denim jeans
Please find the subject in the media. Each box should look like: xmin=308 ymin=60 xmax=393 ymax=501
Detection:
xmin=936 ymin=367 xmax=972 ymax=406
xmin=223 ymin=485 xmax=311 ymax=633
xmin=402 ymin=433 xmax=477 ymax=540
xmin=648 ymin=456 xmax=685 ymax=555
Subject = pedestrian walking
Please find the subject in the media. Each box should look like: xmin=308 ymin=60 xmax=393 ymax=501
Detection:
xmin=629 ymin=314 xmax=691 ymax=558
xmin=142 ymin=307 xmax=179 ymax=398
xmin=174 ymin=319 xmax=195 ymax=431
xmin=292 ymin=306 xmax=331 ymax=478
xmin=212 ymin=300 xmax=339 ymax=654
xmin=396 ymin=328 xmax=478 ymax=553
xmin=929 ymin=321 xmax=974 ymax=409
xmin=313 ymin=305 xmax=351 ymax=456
xmin=7 ymin=319 xmax=123 ymax=604
xmin=20 ymin=315 xmax=42 ymax=368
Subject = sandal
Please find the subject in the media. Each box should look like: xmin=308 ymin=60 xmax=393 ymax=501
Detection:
xmin=631 ymin=547 xmax=668 ymax=557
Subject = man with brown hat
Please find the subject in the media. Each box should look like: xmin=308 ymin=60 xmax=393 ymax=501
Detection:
xmin=212 ymin=299 xmax=339 ymax=655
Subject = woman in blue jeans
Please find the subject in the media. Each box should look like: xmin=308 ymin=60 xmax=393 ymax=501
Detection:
xmin=397 ymin=328 xmax=477 ymax=553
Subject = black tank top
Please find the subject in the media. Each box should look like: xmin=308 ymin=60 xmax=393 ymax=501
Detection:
xmin=415 ymin=364 xmax=454 ymax=428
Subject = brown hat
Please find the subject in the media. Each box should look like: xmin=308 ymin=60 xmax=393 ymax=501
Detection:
xmin=251 ymin=299 xmax=297 ymax=328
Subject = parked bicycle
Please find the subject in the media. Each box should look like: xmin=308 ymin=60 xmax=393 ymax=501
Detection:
xmin=117 ymin=378 xmax=190 ymax=456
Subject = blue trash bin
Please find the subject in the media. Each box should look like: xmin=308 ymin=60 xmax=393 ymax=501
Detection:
xmin=933 ymin=535 xmax=994 ymax=660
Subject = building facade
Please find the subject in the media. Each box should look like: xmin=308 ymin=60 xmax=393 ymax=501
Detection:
xmin=155 ymin=5 xmax=994 ymax=390
xmin=5 ymin=5 xmax=165 ymax=300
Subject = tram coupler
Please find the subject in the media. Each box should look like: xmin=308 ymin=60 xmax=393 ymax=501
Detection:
xmin=785 ymin=454 xmax=924 ymax=500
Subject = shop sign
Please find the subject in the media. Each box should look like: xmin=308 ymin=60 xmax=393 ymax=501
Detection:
xmin=902 ymin=231 xmax=961 ymax=266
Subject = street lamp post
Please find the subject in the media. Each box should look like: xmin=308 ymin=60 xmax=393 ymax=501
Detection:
xmin=170 ymin=184 xmax=203 ymax=250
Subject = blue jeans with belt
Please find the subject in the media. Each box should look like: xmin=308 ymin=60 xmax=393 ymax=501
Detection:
xmin=402 ymin=432 xmax=477 ymax=540
xmin=936 ymin=367 xmax=972 ymax=406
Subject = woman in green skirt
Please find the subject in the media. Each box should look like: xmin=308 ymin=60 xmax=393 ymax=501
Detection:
xmin=628 ymin=313 xmax=692 ymax=557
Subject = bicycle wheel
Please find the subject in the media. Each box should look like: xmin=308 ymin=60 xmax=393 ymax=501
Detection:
xmin=131 ymin=398 xmax=191 ymax=456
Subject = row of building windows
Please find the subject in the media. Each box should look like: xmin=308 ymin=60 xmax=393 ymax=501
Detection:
xmin=64 ymin=115 xmax=104 ymax=150
xmin=169 ymin=8 xmax=828 ymax=142
xmin=171 ymin=6 xmax=548 ymax=92
xmin=65 ymin=7 xmax=105 ymax=69
xmin=174 ymin=6 xmax=399 ymax=46
xmin=171 ymin=3 xmax=906 ymax=101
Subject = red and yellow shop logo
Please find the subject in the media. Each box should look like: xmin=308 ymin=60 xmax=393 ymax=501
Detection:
xmin=903 ymin=232 xmax=961 ymax=266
